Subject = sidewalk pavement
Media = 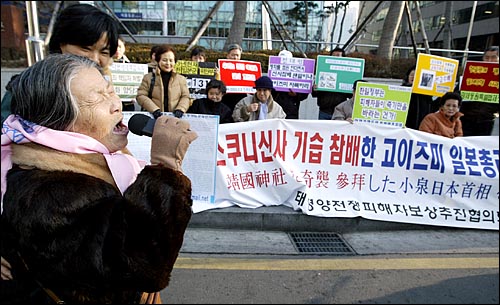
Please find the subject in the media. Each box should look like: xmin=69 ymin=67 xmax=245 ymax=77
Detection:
xmin=188 ymin=205 xmax=435 ymax=233
xmin=184 ymin=206 xmax=499 ymax=255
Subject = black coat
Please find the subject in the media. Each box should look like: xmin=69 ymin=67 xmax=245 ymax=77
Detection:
xmin=311 ymin=89 xmax=352 ymax=115
xmin=188 ymin=98 xmax=234 ymax=124
xmin=1 ymin=164 xmax=192 ymax=304
xmin=272 ymin=90 xmax=309 ymax=119
xmin=402 ymin=82 xmax=436 ymax=130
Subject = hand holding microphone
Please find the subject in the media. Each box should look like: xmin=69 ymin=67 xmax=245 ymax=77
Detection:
xmin=128 ymin=113 xmax=198 ymax=171
xmin=151 ymin=116 xmax=198 ymax=171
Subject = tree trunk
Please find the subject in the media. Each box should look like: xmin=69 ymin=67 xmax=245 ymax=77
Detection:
xmin=442 ymin=1 xmax=453 ymax=58
xmin=304 ymin=1 xmax=309 ymax=42
xmin=330 ymin=4 xmax=339 ymax=50
xmin=224 ymin=1 xmax=247 ymax=51
xmin=337 ymin=3 xmax=349 ymax=45
xmin=378 ymin=1 xmax=405 ymax=60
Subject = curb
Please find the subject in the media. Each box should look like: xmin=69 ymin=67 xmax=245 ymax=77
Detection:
xmin=188 ymin=205 xmax=451 ymax=233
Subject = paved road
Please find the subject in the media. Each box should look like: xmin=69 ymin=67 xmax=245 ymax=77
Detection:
xmin=160 ymin=228 xmax=499 ymax=304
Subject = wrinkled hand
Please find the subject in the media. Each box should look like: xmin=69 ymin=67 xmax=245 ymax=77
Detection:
xmin=150 ymin=116 xmax=198 ymax=171
xmin=1 ymin=256 xmax=12 ymax=280
xmin=173 ymin=110 xmax=184 ymax=118
xmin=247 ymin=103 xmax=259 ymax=112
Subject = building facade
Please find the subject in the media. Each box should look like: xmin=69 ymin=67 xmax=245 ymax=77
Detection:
xmin=103 ymin=1 xmax=358 ymax=52
xmin=1 ymin=1 xmax=358 ymax=54
xmin=355 ymin=1 xmax=499 ymax=60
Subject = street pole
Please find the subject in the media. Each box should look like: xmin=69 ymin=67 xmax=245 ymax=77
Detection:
xmin=25 ymin=1 xmax=44 ymax=66
xmin=462 ymin=1 xmax=477 ymax=67
xmin=414 ymin=1 xmax=430 ymax=54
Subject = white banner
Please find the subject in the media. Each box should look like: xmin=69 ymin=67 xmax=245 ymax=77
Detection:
xmin=210 ymin=119 xmax=499 ymax=230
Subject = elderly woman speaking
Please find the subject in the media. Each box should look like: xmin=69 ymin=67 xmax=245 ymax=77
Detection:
xmin=1 ymin=54 xmax=197 ymax=304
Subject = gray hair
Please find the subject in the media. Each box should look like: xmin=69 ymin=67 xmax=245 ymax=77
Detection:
xmin=11 ymin=54 xmax=101 ymax=130
xmin=484 ymin=46 xmax=499 ymax=54
xmin=227 ymin=43 xmax=242 ymax=52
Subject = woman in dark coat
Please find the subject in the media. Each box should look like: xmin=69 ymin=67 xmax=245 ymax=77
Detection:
xmin=402 ymin=65 xmax=437 ymax=130
xmin=1 ymin=54 xmax=197 ymax=304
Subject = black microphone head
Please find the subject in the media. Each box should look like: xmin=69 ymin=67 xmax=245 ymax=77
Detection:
xmin=128 ymin=113 xmax=152 ymax=136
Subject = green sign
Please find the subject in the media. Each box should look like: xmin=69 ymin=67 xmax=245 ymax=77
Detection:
xmin=314 ymin=55 xmax=365 ymax=93
xmin=352 ymin=82 xmax=412 ymax=128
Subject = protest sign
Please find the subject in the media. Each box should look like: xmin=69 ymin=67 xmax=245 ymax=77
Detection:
xmin=123 ymin=112 xmax=219 ymax=205
xmin=314 ymin=55 xmax=365 ymax=93
xmin=218 ymin=59 xmax=262 ymax=94
xmin=459 ymin=61 xmax=499 ymax=103
xmin=175 ymin=60 xmax=217 ymax=100
xmin=352 ymin=82 xmax=412 ymax=128
xmin=267 ymin=55 xmax=315 ymax=94
xmin=413 ymin=53 xmax=459 ymax=97
xmin=110 ymin=62 xmax=148 ymax=99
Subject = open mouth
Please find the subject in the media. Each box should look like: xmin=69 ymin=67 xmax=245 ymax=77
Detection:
xmin=113 ymin=120 xmax=129 ymax=135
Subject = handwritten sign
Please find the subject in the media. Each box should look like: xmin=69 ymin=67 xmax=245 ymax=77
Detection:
xmin=413 ymin=53 xmax=459 ymax=97
xmin=314 ymin=55 xmax=365 ymax=93
xmin=267 ymin=55 xmax=315 ymax=94
xmin=175 ymin=60 xmax=217 ymax=100
xmin=110 ymin=62 xmax=148 ymax=99
xmin=218 ymin=59 xmax=262 ymax=94
xmin=352 ymin=82 xmax=412 ymax=128
xmin=460 ymin=61 xmax=499 ymax=103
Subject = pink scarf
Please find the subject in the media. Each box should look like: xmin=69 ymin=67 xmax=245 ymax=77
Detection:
xmin=1 ymin=115 xmax=145 ymax=210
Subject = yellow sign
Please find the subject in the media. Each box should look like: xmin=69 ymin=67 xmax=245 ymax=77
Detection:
xmin=412 ymin=53 xmax=459 ymax=97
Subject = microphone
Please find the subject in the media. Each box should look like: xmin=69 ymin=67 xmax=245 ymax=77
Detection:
xmin=128 ymin=113 xmax=156 ymax=137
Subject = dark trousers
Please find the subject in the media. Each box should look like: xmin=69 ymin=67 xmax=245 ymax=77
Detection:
xmin=461 ymin=117 xmax=495 ymax=136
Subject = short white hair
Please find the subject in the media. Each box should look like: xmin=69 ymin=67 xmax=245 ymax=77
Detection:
xmin=278 ymin=50 xmax=293 ymax=58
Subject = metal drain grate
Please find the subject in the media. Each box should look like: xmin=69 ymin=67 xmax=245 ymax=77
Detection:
xmin=288 ymin=232 xmax=356 ymax=255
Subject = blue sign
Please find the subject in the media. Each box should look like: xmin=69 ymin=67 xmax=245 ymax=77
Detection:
xmin=115 ymin=12 xmax=143 ymax=19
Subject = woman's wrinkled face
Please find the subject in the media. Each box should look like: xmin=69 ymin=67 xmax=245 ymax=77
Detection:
xmin=60 ymin=33 xmax=112 ymax=68
xmin=440 ymin=99 xmax=460 ymax=118
xmin=255 ymin=88 xmax=271 ymax=102
xmin=158 ymin=51 xmax=176 ymax=72
xmin=70 ymin=67 xmax=128 ymax=152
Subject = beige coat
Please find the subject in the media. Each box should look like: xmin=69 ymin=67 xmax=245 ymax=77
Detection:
xmin=136 ymin=69 xmax=191 ymax=113
xmin=232 ymin=95 xmax=286 ymax=122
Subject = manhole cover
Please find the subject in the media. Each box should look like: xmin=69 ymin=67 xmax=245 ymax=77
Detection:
xmin=288 ymin=232 xmax=356 ymax=255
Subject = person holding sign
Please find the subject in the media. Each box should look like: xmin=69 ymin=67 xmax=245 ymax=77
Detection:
xmin=271 ymin=49 xmax=310 ymax=119
xmin=311 ymin=47 xmax=352 ymax=120
xmin=402 ymin=66 xmax=437 ymax=130
xmin=232 ymin=76 xmax=286 ymax=122
xmin=419 ymin=91 xmax=464 ymax=138
xmin=190 ymin=47 xmax=207 ymax=62
xmin=332 ymin=80 xmax=364 ymax=123
xmin=458 ymin=46 xmax=499 ymax=136
xmin=136 ymin=44 xmax=191 ymax=119
xmin=219 ymin=44 xmax=248 ymax=113
xmin=188 ymin=79 xmax=234 ymax=124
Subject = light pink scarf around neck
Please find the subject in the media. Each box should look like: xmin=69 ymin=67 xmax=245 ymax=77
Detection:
xmin=1 ymin=115 xmax=145 ymax=210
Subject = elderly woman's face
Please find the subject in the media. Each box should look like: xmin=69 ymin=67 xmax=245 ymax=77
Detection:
xmin=227 ymin=49 xmax=241 ymax=60
xmin=70 ymin=67 xmax=128 ymax=152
